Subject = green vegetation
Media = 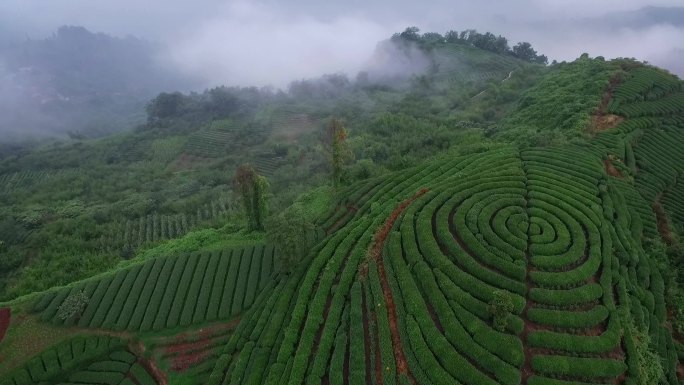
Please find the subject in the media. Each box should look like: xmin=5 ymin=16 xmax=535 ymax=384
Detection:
xmin=204 ymin=62 xmax=683 ymax=385
xmin=0 ymin=336 xmax=158 ymax=385
xmin=266 ymin=206 xmax=315 ymax=272
xmin=1 ymin=27 xmax=683 ymax=385
xmin=233 ymin=164 xmax=269 ymax=231
xmin=488 ymin=290 xmax=515 ymax=332
xmin=56 ymin=289 xmax=89 ymax=321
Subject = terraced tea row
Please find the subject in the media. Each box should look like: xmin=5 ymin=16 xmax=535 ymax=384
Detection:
xmin=207 ymin=150 xmax=491 ymax=385
xmin=207 ymin=138 xmax=682 ymax=384
xmin=0 ymin=336 xmax=158 ymax=385
xmin=100 ymin=195 xmax=237 ymax=250
xmin=32 ymin=244 xmax=275 ymax=332
xmin=609 ymin=67 xmax=682 ymax=107
xmin=593 ymin=66 xmax=684 ymax=244
xmin=0 ymin=169 xmax=81 ymax=194
xmin=184 ymin=120 xmax=271 ymax=158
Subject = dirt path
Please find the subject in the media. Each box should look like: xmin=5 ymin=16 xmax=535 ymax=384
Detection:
xmin=653 ymin=192 xmax=674 ymax=245
xmin=0 ymin=308 xmax=9 ymax=344
xmin=501 ymin=70 xmax=514 ymax=84
xmin=367 ymin=188 xmax=428 ymax=385
xmin=471 ymin=70 xmax=515 ymax=100
xmin=130 ymin=340 xmax=168 ymax=385
xmin=588 ymin=74 xmax=624 ymax=134
xmin=604 ymin=158 xmax=623 ymax=178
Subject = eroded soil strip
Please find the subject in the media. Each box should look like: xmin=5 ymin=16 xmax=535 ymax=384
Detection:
xmin=0 ymin=308 xmax=10 ymax=344
xmin=654 ymin=192 xmax=674 ymax=245
xmin=368 ymin=188 xmax=428 ymax=385
xmin=130 ymin=341 xmax=168 ymax=385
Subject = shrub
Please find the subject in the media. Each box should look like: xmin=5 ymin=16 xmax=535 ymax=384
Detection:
xmin=57 ymin=289 xmax=89 ymax=321
xmin=488 ymin=290 xmax=515 ymax=332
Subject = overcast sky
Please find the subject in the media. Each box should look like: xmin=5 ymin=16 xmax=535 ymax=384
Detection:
xmin=1 ymin=0 xmax=683 ymax=87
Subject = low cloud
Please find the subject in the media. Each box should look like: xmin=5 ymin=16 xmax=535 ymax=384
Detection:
xmin=1 ymin=0 xmax=683 ymax=88
xmin=527 ymin=24 xmax=684 ymax=74
xmin=164 ymin=2 xmax=395 ymax=88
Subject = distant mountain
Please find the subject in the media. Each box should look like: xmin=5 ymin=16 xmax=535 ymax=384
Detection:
xmin=0 ymin=26 xmax=199 ymax=141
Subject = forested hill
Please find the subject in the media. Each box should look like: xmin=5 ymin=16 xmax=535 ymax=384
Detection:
xmin=0 ymin=27 xmax=683 ymax=385
xmin=0 ymin=26 xmax=198 ymax=140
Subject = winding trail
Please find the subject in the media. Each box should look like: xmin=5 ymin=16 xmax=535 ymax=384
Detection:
xmin=368 ymin=188 xmax=429 ymax=385
xmin=471 ymin=70 xmax=515 ymax=100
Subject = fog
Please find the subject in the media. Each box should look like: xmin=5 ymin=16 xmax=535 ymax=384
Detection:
xmin=2 ymin=0 xmax=683 ymax=87
xmin=0 ymin=0 xmax=682 ymax=140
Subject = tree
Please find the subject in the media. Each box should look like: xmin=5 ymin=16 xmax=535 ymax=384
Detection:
xmin=324 ymin=119 xmax=353 ymax=187
xmin=493 ymin=35 xmax=510 ymax=54
xmin=488 ymin=290 xmax=514 ymax=331
xmin=400 ymin=26 xmax=421 ymax=41
xmin=445 ymin=30 xmax=461 ymax=43
xmin=421 ymin=32 xmax=445 ymax=46
xmin=512 ymin=42 xmax=538 ymax=62
xmin=534 ymin=54 xmax=549 ymax=65
xmin=233 ymin=164 xmax=269 ymax=231
xmin=57 ymin=289 xmax=89 ymax=321
xmin=145 ymin=92 xmax=186 ymax=122
xmin=266 ymin=206 xmax=315 ymax=273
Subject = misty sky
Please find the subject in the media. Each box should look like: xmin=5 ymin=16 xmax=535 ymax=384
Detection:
xmin=1 ymin=0 xmax=683 ymax=88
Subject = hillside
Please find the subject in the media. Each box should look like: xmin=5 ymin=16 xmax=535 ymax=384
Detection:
xmin=1 ymin=32 xmax=683 ymax=385
xmin=0 ymin=34 xmax=537 ymax=301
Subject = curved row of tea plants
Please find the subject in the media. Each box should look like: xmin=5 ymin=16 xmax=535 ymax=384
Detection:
xmin=0 ymin=336 xmax=158 ymax=385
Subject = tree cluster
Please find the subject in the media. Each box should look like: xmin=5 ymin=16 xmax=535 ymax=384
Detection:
xmin=233 ymin=164 xmax=269 ymax=231
xmin=145 ymin=86 xmax=278 ymax=127
xmin=323 ymin=119 xmax=353 ymax=186
xmin=266 ymin=206 xmax=315 ymax=273
xmin=392 ymin=27 xmax=548 ymax=65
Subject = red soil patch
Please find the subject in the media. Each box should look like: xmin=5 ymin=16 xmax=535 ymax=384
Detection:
xmin=604 ymin=159 xmax=623 ymax=178
xmin=164 ymin=336 xmax=212 ymax=355
xmin=170 ymin=350 xmax=211 ymax=371
xmin=653 ymin=192 xmax=674 ymax=245
xmin=367 ymin=188 xmax=428 ymax=385
xmin=160 ymin=321 xmax=238 ymax=372
xmin=591 ymin=114 xmax=625 ymax=133
xmin=589 ymin=74 xmax=624 ymax=134
xmin=0 ymin=308 xmax=10 ymax=344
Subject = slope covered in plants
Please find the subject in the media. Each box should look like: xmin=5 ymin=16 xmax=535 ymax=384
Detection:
xmin=206 ymin=63 xmax=684 ymax=385
xmin=0 ymin=40 xmax=683 ymax=385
